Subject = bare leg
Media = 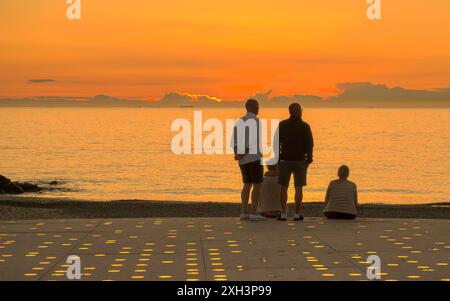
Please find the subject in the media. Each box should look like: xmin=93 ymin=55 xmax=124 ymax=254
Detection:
xmin=250 ymin=183 xmax=262 ymax=214
xmin=241 ymin=184 xmax=252 ymax=214
xmin=294 ymin=186 xmax=303 ymax=215
xmin=280 ymin=186 xmax=289 ymax=214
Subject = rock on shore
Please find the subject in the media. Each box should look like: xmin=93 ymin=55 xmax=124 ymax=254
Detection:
xmin=0 ymin=175 xmax=43 ymax=194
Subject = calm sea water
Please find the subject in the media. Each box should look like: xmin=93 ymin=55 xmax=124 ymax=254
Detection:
xmin=0 ymin=107 xmax=449 ymax=204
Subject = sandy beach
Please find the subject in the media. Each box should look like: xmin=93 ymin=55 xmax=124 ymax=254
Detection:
xmin=0 ymin=196 xmax=448 ymax=221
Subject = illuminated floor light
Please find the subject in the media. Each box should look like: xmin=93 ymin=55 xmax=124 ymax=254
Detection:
xmin=55 ymin=270 xmax=66 ymax=273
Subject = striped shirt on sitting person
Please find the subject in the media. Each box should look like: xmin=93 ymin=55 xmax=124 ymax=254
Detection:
xmin=323 ymin=165 xmax=358 ymax=219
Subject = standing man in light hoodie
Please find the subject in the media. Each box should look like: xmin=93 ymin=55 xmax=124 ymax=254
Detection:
xmin=232 ymin=99 xmax=267 ymax=221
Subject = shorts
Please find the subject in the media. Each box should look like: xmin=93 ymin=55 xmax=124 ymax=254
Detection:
xmin=239 ymin=161 xmax=264 ymax=184
xmin=278 ymin=161 xmax=308 ymax=187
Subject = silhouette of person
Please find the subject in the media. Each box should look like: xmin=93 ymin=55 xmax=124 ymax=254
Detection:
xmin=231 ymin=99 xmax=266 ymax=221
xmin=323 ymin=165 xmax=358 ymax=220
xmin=275 ymin=103 xmax=314 ymax=221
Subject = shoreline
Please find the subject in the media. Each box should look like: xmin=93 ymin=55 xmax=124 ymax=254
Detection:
xmin=0 ymin=196 xmax=449 ymax=221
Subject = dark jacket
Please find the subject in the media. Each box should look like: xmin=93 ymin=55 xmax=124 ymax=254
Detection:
xmin=278 ymin=116 xmax=314 ymax=162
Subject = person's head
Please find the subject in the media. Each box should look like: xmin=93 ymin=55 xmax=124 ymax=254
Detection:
xmin=338 ymin=165 xmax=350 ymax=179
xmin=289 ymin=103 xmax=302 ymax=118
xmin=245 ymin=99 xmax=259 ymax=115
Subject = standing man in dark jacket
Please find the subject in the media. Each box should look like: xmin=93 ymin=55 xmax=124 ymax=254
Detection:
xmin=276 ymin=103 xmax=314 ymax=221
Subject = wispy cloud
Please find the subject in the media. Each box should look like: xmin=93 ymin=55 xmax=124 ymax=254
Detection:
xmin=28 ymin=79 xmax=56 ymax=84
xmin=160 ymin=92 xmax=223 ymax=105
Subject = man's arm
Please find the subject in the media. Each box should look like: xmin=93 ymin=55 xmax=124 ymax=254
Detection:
xmin=231 ymin=124 xmax=244 ymax=161
xmin=306 ymin=124 xmax=314 ymax=163
xmin=269 ymin=125 xmax=280 ymax=165
xmin=231 ymin=124 xmax=238 ymax=154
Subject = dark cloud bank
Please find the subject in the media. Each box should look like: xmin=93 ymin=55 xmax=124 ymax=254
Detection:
xmin=1 ymin=82 xmax=450 ymax=108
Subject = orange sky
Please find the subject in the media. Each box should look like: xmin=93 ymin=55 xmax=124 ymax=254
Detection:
xmin=1 ymin=0 xmax=450 ymax=100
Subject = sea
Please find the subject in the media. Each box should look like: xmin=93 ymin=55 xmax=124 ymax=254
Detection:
xmin=0 ymin=107 xmax=449 ymax=204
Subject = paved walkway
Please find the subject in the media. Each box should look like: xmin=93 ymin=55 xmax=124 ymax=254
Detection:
xmin=0 ymin=218 xmax=449 ymax=281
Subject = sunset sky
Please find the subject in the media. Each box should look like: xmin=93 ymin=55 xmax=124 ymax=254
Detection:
xmin=1 ymin=0 xmax=450 ymax=100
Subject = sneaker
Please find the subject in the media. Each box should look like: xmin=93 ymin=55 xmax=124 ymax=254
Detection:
xmin=249 ymin=214 xmax=267 ymax=221
xmin=294 ymin=214 xmax=304 ymax=221
xmin=240 ymin=214 xmax=250 ymax=221
xmin=277 ymin=213 xmax=288 ymax=221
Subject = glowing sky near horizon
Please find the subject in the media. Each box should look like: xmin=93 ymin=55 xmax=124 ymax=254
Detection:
xmin=1 ymin=0 xmax=449 ymax=100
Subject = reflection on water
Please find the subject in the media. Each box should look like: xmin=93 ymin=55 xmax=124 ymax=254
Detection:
xmin=0 ymin=107 xmax=449 ymax=204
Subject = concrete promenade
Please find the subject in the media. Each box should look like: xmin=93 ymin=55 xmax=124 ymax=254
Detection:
xmin=0 ymin=217 xmax=449 ymax=281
